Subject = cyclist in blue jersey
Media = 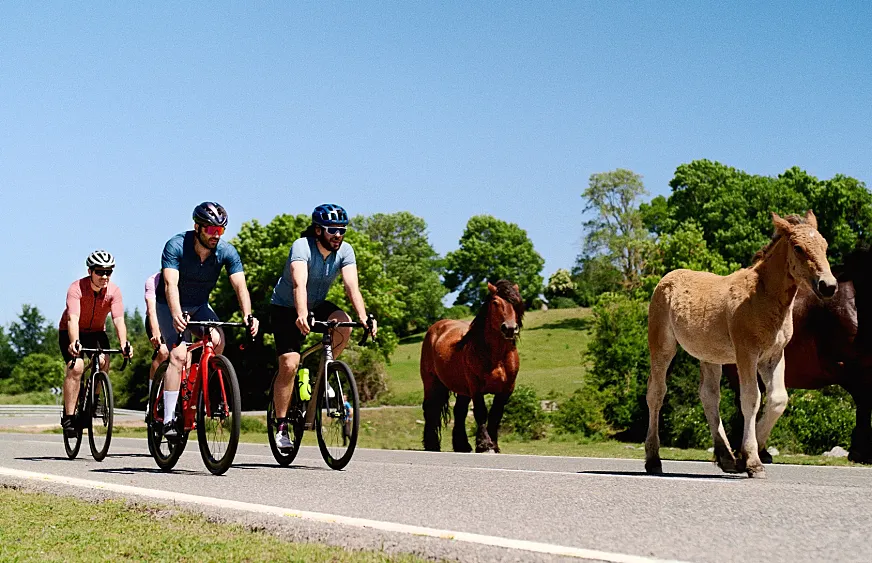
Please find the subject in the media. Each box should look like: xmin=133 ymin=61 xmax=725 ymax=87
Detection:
xmin=156 ymin=202 xmax=259 ymax=439
xmin=270 ymin=204 xmax=378 ymax=449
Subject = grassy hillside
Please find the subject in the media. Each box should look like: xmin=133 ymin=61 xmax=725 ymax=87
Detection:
xmin=379 ymin=307 xmax=592 ymax=405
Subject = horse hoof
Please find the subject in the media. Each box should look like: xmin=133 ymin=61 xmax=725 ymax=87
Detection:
xmin=453 ymin=442 xmax=473 ymax=453
xmin=759 ymin=449 xmax=773 ymax=464
xmin=848 ymin=451 xmax=872 ymax=464
xmin=746 ymin=464 xmax=767 ymax=479
xmin=645 ymin=459 xmax=663 ymax=474
xmin=716 ymin=457 xmax=741 ymax=474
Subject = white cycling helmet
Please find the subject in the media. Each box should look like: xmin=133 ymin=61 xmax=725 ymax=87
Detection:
xmin=86 ymin=250 xmax=115 ymax=269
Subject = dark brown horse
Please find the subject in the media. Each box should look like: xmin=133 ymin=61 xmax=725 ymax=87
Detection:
xmin=725 ymin=246 xmax=872 ymax=463
xmin=421 ymin=280 xmax=525 ymax=453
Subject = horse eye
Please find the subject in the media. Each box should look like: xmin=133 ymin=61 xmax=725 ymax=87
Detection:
xmin=794 ymin=245 xmax=805 ymax=256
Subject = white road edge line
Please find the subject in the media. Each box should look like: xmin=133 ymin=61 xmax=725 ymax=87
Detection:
xmin=0 ymin=466 xmax=687 ymax=563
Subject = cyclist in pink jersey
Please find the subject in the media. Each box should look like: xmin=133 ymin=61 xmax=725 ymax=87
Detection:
xmin=59 ymin=250 xmax=133 ymax=436
xmin=144 ymin=272 xmax=169 ymax=394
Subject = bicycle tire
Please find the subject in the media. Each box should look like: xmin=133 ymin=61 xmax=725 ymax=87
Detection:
xmin=87 ymin=371 xmax=114 ymax=461
xmin=147 ymin=361 xmax=187 ymax=471
xmin=267 ymin=370 xmax=304 ymax=466
xmin=197 ymin=354 xmax=241 ymax=475
xmin=63 ymin=382 xmax=85 ymax=459
xmin=315 ymin=361 xmax=359 ymax=470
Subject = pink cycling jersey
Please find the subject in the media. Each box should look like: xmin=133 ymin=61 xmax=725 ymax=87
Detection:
xmin=144 ymin=272 xmax=161 ymax=302
xmin=59 ymin=277 xmax=124 ymax=333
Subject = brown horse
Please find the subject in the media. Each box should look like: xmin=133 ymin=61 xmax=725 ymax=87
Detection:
xmin=646 ymin=211 xmax=837 ymax=478
xmin=724 ymin=245 xmax=872 ymax=463
xmin=420 ymin=280 xmax=525 ymax=453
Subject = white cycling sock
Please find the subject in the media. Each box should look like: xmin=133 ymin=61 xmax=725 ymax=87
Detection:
xmin=163 ymin=391 xmax=179 ymax=422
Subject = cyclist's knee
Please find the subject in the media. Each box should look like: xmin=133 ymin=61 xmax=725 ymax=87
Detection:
xmin=169 ymin=346 xmax=187 ymax=366
xmin=278 ymin=353 xmax=300 ymax=375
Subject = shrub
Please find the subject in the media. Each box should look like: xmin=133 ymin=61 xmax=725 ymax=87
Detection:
xmin=501 ymin=385 xmax=546 ymax=439
xmin=547 ymin=296 xmax=578 ymax=310
xmin=551 ymin=387 xmax=610 ymax=438
xmin=342 ymin=345 xmax=388 ymax=404
xmin=769 ymin=388 xmax=854 ymax=455
xmin=443 ymin=305 xmax=472 ymax=320
xmin=0 ymin=353 xmax=64 ymax=394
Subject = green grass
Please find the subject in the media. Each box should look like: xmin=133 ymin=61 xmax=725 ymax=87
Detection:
xmin=0 ymin=391 xmax=56 ymax=405
xmin=0 ymin=486 xmax=429 ymax=562
xmin=379 ymin=307 xmax=593 ymax=406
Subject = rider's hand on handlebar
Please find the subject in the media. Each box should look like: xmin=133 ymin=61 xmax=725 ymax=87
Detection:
xmin=363 ymin=316 xmax=378 ymax=339
xmin=149 ymin=334 xmax=162 ymax=350
xmin=246 ymin=315 xmax=260 ymax=337
xmin=172 ymin=312 xmax=188 ymax=334
xmin=296 ymin=311 xmax=311 ymax=336
xmin=123 ymin=341 xmax=133 ymax=359
xmin=68 ymin=339 xmax=82 ymax=358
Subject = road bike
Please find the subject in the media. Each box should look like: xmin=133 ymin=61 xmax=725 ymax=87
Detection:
xmin=267 ymin=313 xmax=375 ymax=470
xmin=63 ymin=342 xmax=130 ymax=461
xmin=146 ymin=317 xmax=251 ymax=475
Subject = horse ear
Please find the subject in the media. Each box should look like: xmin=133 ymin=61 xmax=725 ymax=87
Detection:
xmin=772 ymin=212 xmax=791 ymax=234
xmin=804 ymin=209 xmax=818 ymax=229
xmin=513 ymin=284 xmax=520 ymax=293
xmin=487 ymin=282 xmax=497 ymax=294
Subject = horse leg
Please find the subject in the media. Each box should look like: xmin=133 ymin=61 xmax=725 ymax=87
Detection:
xmin=645 ymin=308 xmax=677 ymax=475
xmin=452 ymin=395 xmax=473 ymax=452
xmin=486 ymin=392 xmax=510 ymax=453
xmin=755 ymin=353 xmax=788 ymax=464
xmin=845 ymin=378 xmax=872 ymax=463
xmin=736 ymin=352 xmax=765 ymax=478
xmin=472 ymin=393 xmax=494 ymax=453
xmin=699 ymin=362 xmax=739 ymax=473
xmin=422 ymin=376 xmax=449 ymax=452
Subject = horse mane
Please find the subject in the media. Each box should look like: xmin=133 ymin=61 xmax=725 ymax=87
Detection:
xmin=751 ymin=214 xmax=809 ymax=265
xmin=457 ymin=280 xmax=525 ymax=353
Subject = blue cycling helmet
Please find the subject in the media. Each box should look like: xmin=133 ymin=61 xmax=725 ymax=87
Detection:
xmin=312 ymin=204 xmax=349 ymax=227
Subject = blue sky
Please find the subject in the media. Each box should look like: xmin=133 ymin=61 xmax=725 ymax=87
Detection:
xmin=2 ymin=2 xmax=871 ymax=326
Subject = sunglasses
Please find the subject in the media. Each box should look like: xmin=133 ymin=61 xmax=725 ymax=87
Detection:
xmin=92 ymin=269 xmax=113 ymax=277
xmin=322 ymin=226 xmax=347 ymax=236
xmin=202 ymin=225 xmax=225 ymax=236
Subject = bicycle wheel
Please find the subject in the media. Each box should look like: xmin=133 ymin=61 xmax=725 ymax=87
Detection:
xmin=63 ymin=383 xmax=85 ymax=459
xmin=197 ymin=354 xmax=241 ymax=475
xmin=315 ymin=361 xmax=359 ymax=470
xmin=267 ymin=371 xmax=304 ymax=466
xmin=147 ymin=361 xmax=187 ymax=471
xmin=87 ymin=371 xmax=114 ymax=461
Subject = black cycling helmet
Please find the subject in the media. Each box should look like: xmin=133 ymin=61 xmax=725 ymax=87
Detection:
xmin=193 ymin=202 xmax=228 ymax=227
xmin=312 ymin=204 xmax=349 ymax=227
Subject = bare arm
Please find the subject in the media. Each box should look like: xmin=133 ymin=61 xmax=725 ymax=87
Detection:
xmin=67 ymin=314 xmax=81 ymax=355
xmin=291 ymin=261 xmax=310 ymax=334
xmin=162 ymin=268 xmax=185 ymax=333
xmin=341 ymin=264 xmax=377 ymax=337
xmin=112 ymin=315 xmax=132 ymax=357
xmin=145 ymin=297 xmax=161 ymax=347
xmin=228 ymin=271 xmax=259 ymax=336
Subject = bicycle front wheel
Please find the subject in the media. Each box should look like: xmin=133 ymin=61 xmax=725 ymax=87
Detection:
xmin=315 ymin=361 xmax=359 ymax=470
xmin=88 ymin=371 xmax=114 ymax=461
xmin=267 ymin=371 xmax=304 ymax=467
xmin=147 ymin=361 xmax=188 ymax=471
xmin=63 ymin=384 xmax=85 ymax=460
xmin=197 ymin=354 xmax=241 ymax=475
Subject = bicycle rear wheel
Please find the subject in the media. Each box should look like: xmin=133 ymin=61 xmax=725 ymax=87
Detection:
xmin=88 ymin=371 xmax=114 ymax=461
xmin=315 ymin=361 xmax=359 ymax=470
xmin=147 ymin=361 xmax=187 ymax=471
xmin=267 ymin=371 xmax=304 ymax=466
xmin=197 ymin=354 xmax=241 ymax=475
xmin=63 ymin=383 xmax=85 ymax=459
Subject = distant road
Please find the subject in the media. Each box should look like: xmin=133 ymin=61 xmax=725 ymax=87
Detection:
xmin=1 ymin=433 xmax=872 ymax=562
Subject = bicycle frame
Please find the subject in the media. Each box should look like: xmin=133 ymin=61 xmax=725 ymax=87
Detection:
xmin=176 ymin=329 xmax=225 ymax=431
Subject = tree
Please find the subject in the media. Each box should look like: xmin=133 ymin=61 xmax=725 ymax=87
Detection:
xmin=544 ymin=269 xmax=576 ymax=301
xmin=8 ymin=305 xmax=52 ymax=360
xmin=571 ymin=256 xmax=622 ymax=307
xmin=648 ymin=221 xmax=740 ymax=277
xmin=0 ymin=353 xmax=65 ymax=394
xmin=581 ymin=169 xmax=653 ymax=287
xmin=0 ymin=327 xmax=16 ymax=380
xmin=443 ymin=215 xmax=545 ymax=307
xmin=354 ymin=212 xmax=446 ymax=335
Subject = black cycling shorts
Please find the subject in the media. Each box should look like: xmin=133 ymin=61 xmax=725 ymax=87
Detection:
xmin=58 ymin=331 xmax=110 ymax=363
xmin=271 ymin=301 xmax=341 ymax=356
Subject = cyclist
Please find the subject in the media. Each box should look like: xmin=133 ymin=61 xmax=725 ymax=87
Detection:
xmin=143 ymin=271 xmax=169 ymax=400
xmin=270 ymin=203 xmax=378 ymax=450
xmin=59 ymin=250 xmax=133 ymax=436
xmin=156 ymin=202 xmax=259 ymax=440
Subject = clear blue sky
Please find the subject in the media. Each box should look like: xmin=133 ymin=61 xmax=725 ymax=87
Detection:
xmin=2 ymin=2 xmax=871 ymax=326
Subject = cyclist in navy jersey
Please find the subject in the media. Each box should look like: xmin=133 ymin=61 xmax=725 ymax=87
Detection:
xmin=156 ymin=202 xmax=259 ymax=439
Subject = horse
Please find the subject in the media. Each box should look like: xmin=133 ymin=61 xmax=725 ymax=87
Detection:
xmin=646 ymin=210 xmax=837 ymax=478
xmin=420 ymin=280 xmax=525 ymax=453
xmin=723 ymin=245 xmax=872 ymax=463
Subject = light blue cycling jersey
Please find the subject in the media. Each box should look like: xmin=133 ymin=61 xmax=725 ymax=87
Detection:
xmin=271 ymin=237 xmax=356 ymax=309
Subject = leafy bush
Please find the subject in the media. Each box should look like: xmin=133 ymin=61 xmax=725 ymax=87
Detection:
xmin=551 ymin=387 xmax=609 ymax=438
xmin=769 ymin=388 xmax=854 ymax=455
xmin=0 ymin=353 xmax=64 ymax=394
xmin=342 ymin=345 xmax=387 ymax=404
xmin=547 ymin=296 xmax=578 ymax=310
xmin=443 ymin=305 xmax=472 ymax=320
xmin=240 ymin=415 xmax=267 ymax=433
xmin=501 ymin=385 xmax=545 ymax=439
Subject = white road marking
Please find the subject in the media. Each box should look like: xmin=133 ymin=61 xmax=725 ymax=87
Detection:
xmin=0 ymin=466 xmax=687 ymax=563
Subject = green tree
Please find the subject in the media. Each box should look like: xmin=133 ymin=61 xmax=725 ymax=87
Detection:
xmin=0 ymin=327 xmax=16 ymax=380
xmin=544 ymin=269 xmax=577 ymax=301
xmin=8 ymin=305 xmax=52 ymax=360
xmin=649 ymin=221 xmax=740 ymax=277
xmin=443 ymin=215 xmax=544 ymax=307
xmin=354 ymin=212 xmax=446 ymax=335
xmin=0 ymin=353 xmax=65 ymax=394
xmin=571 ymin=256 xmax=622 ymax=307
xmin=581 ymin=169 xmax=653 ymax=287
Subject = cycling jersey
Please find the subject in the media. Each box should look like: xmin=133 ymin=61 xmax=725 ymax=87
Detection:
xmin=155 ymin=231 xmax=243 ymax=307
xmin=271 ymin=237 xmax=356 ymax=309
xmin=144 ymin=272 xmax=161 ymax=302
xmin=59 ymin=278 xmax=124 ymax=333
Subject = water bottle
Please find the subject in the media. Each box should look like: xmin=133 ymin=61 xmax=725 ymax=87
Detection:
xmin=297 ymin=368 xmax=311 ymax=401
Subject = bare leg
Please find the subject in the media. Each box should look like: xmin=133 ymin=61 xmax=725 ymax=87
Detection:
xmin=273 ymin=352 xmax=301 ymax=417
xmin=328 ymin=310 xmax=353 ymax=357
xmin=63 ymin=359 xmax=85 ymax=416
xmin=699 ymin=362 xmax=739 ymax=472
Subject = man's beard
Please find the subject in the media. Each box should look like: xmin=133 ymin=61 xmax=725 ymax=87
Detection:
xmin=197 ymin=230 xmax=219 ymax=249
xmin=318 ymin=232 xmax=342 ymax=251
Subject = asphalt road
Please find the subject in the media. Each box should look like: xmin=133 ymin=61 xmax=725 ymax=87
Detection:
xmin=2 ymin=431 xmax=871 ymax=563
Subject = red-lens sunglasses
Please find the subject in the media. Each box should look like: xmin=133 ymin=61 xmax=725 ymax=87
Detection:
xmin=203 ymin=225 xmax=225 ymax=236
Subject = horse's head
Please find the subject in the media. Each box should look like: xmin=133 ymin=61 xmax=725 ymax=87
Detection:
xmin=486 ymin=280 xmax=525 ymax=341
xmin=772 ymin=210 xmax=837 ymax=299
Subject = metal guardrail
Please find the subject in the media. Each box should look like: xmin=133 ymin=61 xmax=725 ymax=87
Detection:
xmin=0 ymin=405 xmax=142 ymax=416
